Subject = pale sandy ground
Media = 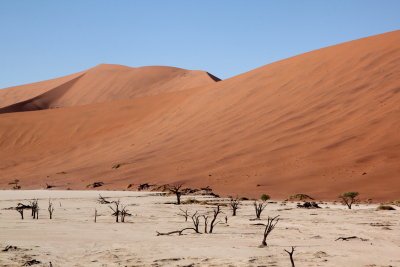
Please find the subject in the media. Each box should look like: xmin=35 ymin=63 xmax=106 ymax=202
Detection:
xmin=0 ymin=190 xmax=399 ymax=267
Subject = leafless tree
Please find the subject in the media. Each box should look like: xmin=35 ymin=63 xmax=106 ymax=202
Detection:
xmin=98 ymin=194 xmax=111 ymax=204
xmin=30 ymin=199 xmax=39 ymax=219
xmin=209 ymin=205 xmax=222 ymax=233
xmin=17 ymin=207 xmax=24 ymax=219
xmin=169 ymin=183 xmax=184 ymax=205
xmin=284 ymin=246 xmax=296 ymax=267
xmin=261 ymin=215 xmax=279 ymax=247
xmin=178 ymin=208 xmax=189 ymax=222
xmin=16 ymin=203 xmax=30 ymax=219
xmin=229 ymin=198 xmax=240 ymax=216
xmin=94 ymin=208 xmax=97 ymax=223
xmin=48 ymin=199 xmax=54 ymax=219
xmin=120 ymin=205 xmax=129 ymax=223
xmin=254 ymin=201 xmax=268 ymax=219
xmin=109 ymin=200 xmax=121 ymax=223
xmin=191 ymin=211 xmax=201 ymax=233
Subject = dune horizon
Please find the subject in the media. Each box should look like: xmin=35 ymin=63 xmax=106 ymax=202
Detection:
xmin=0 ymin=30 xmax=399 ymax=202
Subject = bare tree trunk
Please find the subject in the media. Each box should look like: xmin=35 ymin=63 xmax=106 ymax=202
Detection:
xmin=169 ymin=184 xmax=184 ymax=205
xmin=209 ymin=205 xmax=221 ymax=234
xmin=109 ymin=200 xmax=121 ymax=223
xmin=284 ymin=247 xmax=295 ymax=267
xmin=94 ymin=209 xmax=97 ymax=223
xmin=202 ymin=215 xmax=209 ymax=233
xmin=48 ymin=199 xmax=54 ymax=219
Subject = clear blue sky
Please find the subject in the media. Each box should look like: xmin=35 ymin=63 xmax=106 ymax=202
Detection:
xmin=0 ymin=0 xmax=399 ymax=89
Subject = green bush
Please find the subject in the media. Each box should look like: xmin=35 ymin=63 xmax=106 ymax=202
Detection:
xmin=261 ymin=194 xmax=270 ymax=201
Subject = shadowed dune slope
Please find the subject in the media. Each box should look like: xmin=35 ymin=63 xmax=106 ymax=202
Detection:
xmin=0 ymin=64 xmax=220 ymax=113
xmin=0 ymin=30 xmax=399 ymax=201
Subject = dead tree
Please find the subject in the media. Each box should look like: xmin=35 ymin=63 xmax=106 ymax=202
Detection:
xmin=254 ymin=201 xmax=268 ymax=219
xmin=178 ymin=208 xmax=189 ymax=222
xmin=16 ymin=203 xmax=30 ymax=219
xmin=209 ymin=205 xmax=222 ymax=233
xmin=229 ymin=198 xmax=240 ymax=216
xmin=94 ymin=209 xmax=97 ymax=223
xmin=48 ymin=199 xmax=54 ymax=219
xmin=17 ymin=207 xmax=24 ymax=219
xmin=191 ymin=211 xmax=201 ymax=233
xmin=261 ymin=215 xmax=280 ymax=247
xmin=120 ymin=205 xmax=129 ymax=223
xmin=169 ymin=183 xmax=184 ymax=205
xmin=98 ymin=194 xmax=111 ymax=204
xmin=109 ymin=200 xmax=121 ymax=223
xmin=29 ymin=199 xmax=39 ymax=219
xmin=284 ymin=246 xmax=296 ymax=267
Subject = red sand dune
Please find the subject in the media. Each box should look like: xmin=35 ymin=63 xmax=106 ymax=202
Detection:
xmin=0 ymin=64 xmax=219 ymax=113
xmin=0 ymin=30 xmax=399 ymax=201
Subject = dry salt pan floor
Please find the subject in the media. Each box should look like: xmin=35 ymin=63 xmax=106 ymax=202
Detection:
xmin=0 ymin=190 xmax=399 ymax=267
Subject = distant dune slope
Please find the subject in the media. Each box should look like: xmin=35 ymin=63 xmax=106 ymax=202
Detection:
xmin=0 ymin=30 xmax=399 ymax=201
xmin=0 ymin=64 xmax=220 ymax=113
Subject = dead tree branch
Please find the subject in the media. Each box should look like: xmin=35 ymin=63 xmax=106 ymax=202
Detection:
xmin=156 ymin=227 xmax=198 ymax=236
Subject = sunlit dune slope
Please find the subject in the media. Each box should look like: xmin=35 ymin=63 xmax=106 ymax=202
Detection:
xmin=0 ymin=64 xmax=219 ymax=113
xmin=0 ymin=30 xmax=399 ymax=201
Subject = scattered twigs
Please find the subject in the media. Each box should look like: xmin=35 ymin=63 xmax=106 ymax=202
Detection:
xmin=284 ymin=246 xmax=296 ymax=267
